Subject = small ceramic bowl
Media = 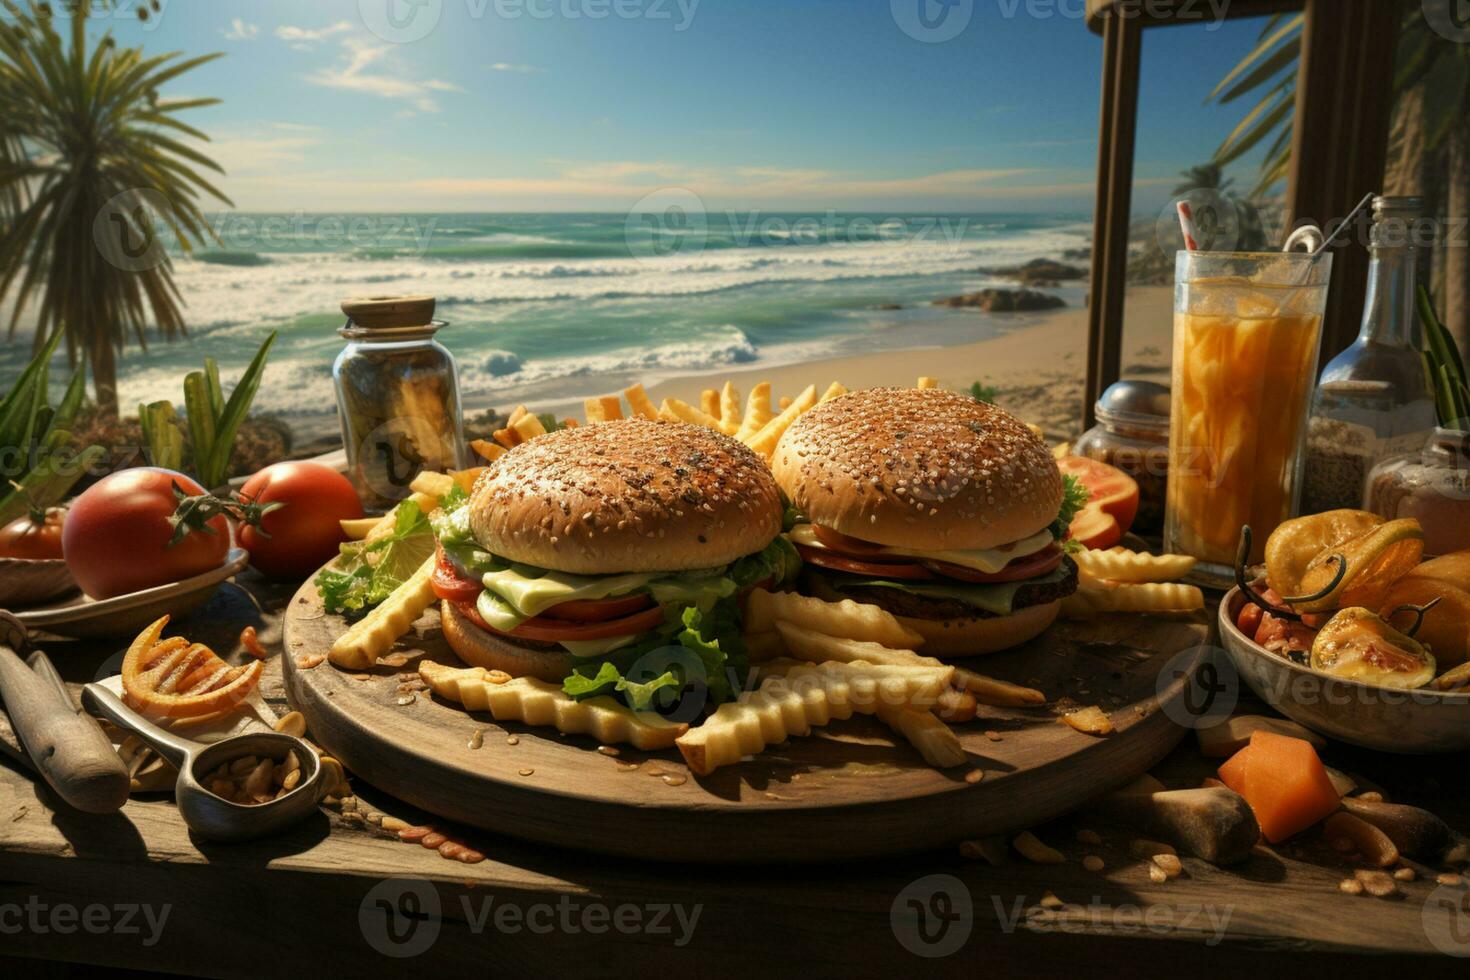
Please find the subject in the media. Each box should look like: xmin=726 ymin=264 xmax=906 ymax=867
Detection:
xmin=0 ymin=557 xmax=79 ymax=608
xmin=1218 ymin=588 xmax=1470 ymax=754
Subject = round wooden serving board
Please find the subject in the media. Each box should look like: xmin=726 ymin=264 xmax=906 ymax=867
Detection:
xmin=284 ymin=582 xmax=1209 ymax=863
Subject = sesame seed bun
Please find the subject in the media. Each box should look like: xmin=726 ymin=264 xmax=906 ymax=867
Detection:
xmin=468 ymin=417 xmax=782 ymax=574
xmin=771 ymin=387 xmax=1064 ymax=551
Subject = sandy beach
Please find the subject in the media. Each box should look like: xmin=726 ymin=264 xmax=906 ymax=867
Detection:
xmin=613 ymin=285 xmax=1174 ymax=444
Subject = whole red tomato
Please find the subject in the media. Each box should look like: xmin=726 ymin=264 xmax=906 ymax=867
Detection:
xmin=0 ymin=507 xmax=66 ymax=560
xmin=63 ymin=468 xmax=230 ymax=599
xmin=236 ymin=462 xmax=363 ymax=580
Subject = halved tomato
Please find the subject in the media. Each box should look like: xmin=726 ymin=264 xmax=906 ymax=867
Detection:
xmin=1056 ymin=456 xmax=1140 ymax=550
xmin=923 ymin=543 xmax=1063 ymax=584
xmin=543 ymin=594 xmax=654 ymax=622
xmin=796 ymin=544 xmax=934 ymax=580
xmin=453 ymin=600 xmax=493 ymax=631
xmin=493 ymin=604 xmax=668 ymax=643
xmin=432 ymin=550 xmax=483 ymax=604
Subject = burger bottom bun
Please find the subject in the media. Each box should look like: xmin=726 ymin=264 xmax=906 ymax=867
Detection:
xmin=440 ymin=600 xmax=572 ymax=683
xmin=893 ymin=600 xmax=1060 ymax=657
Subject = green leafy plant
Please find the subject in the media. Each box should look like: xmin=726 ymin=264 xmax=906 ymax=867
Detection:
xmin=0 ymin=0 xmax=231 ymax=415
xmin=138 ymin=401 xmax=184 ymax=471
xmin=0 ymin=331 xmax=104 ymax=525
xmin=183 ymin=332 xmax=276 ymax=488
xmin=1420 ymin=286 xmax=1468 ymax=430
xmin=970 ymin=381 xmax=999 ymax=404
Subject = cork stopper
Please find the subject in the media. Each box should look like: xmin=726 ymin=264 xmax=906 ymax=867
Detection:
xmin=340 ymin=295 xmax=436 ymax=330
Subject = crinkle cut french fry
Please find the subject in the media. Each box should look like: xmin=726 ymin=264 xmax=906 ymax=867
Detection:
xmin=1074 ymin=547 xmax=1197 ymax=584
xmin=952 ymin=666 xmax=1046 ymax=706
xmin=876 ymin=705 xmax=968 ymax=768
xmin=700 ymin=388 xmax=721 ymax=420
xmin=493 ymin=427 xmax=519 ymax=449
xmin=419 ymin=661 xmax=687 ymax=751
xmin=718 ymin=381 xmax=741 ymax=435
xmin=676 ymin=660 xmax=954 ymax=775
xmin=819 ymin=381 xmax=847 ymax=402
xmin=583 ymin=397 xmax=607 ymax=423
xmin=745 ymin=383 xmax=818 ymax=458
xmin=409 ymin=470 xmax=456 ymax=499
xmin=511 ymin=413 xmax=548 ymax=442
xmin=778 ymin=396 xmax=793 ymax=410
xmin=736 ymin=382 xmax=774 ymax=440
xmin=507 ymin=405 xmax=529 ymax=426
xmin=773 ymin=621 xmax=938 ymax=669
xmin=597 ymin=395 xmax=624 ymax=421
xmin=916 ymin=376 xmax=938 ymax=389
xmin=470 ymin=438 xmax=505 ymax=462
xmin=364 ymin=491 xmax=439 ymax=544
xmin=660 ymin=397 xmax=724 ymax=430
xmin=329 ymin=556 xmax=437 ymax=669
xmin=749 ymin=589 xmax=924 ymax=649
xmin=1064 ymin=582 xmax=1204 ymax=618
xmin=624 ymin=383 xmax=660 ymax=420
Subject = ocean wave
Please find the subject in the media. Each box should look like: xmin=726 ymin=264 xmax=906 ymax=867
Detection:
xmin=195 ymin=249 xmax=270 ymax=267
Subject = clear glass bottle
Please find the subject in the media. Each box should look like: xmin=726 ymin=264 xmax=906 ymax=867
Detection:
xmin=1303 ymin=196 xmax=1437 ymax=514
xmin=333 ymin=295 xmax=467 ymax=513
xmin=1074 ymin=380 xmax=1171 ymax=534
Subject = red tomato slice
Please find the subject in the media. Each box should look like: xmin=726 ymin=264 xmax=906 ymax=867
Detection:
xmin=453 ymin=599 xmax=494 ymax=632
xmin=494 ymin=604 xmax=668 ymax=643
xmin=923 ymin=543 xmax=1064 ymax=584
xmin=795 ymin=544 xmax=934 ymax=580
xmin=1056 ymin=456 xmax=1141 ymax=550
xmin=543 ymin=594 xmax=654 ymax=622
xmin=431 ymin=550 xmax=483 ymax=604
xmin=811 ymin=524 xmax=888 ymax=556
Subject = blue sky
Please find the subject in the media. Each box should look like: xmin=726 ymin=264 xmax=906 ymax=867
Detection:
xmin=92 ymin=0 xmax=1281 ymax=213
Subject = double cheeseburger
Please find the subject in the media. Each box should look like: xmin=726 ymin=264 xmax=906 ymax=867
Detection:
xmin=430 ymin=417 xmax=798 ymax=711
xmin=771 ymin=387 xmax=1083 ymax=656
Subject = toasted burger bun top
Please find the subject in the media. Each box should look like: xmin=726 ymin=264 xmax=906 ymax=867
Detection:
xmin=771 ymin=387 xmax=1063 ymax=552
xmin=469 ymin=417 xmax=782 ymax=574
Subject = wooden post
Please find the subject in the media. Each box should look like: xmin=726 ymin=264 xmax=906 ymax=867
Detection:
xmin=1287 ymin=0 xmax=1402 ymax=370
xmin=1083 ymin=11 xmax=1143 ymax=432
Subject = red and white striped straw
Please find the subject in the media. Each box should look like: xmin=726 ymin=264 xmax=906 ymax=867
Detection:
xmin=1176 ymin=201 xmax=1200 ymax=251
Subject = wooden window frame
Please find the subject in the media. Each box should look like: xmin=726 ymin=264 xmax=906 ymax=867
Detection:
xmin=1081 ymin=0 xmax=1404 ymax=430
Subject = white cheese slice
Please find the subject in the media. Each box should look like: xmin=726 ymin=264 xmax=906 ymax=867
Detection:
xmin=481 ymin=567 xmax=655 ymax=618
xmin=558 ymin=634 xmax=641 ymax=658
xmin=788 ymin=524 xmax=1053 ymax=573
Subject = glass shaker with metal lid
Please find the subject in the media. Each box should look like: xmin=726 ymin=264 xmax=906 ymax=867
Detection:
xmin=333 ymin=295 xmax=467 ymax=512
xmin=1074 ymin=379 xmax=1171 ymax=534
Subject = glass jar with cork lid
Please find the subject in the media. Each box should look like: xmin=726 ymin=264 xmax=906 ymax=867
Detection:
xmin=333 ymin=295 xmax=467 ymax=513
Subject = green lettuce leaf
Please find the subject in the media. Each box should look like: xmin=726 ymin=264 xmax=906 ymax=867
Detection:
xmin=1049 ymin=475 xmax=1089 ymax=542
xmin=314 ymin=500 xmax=434 ymax=615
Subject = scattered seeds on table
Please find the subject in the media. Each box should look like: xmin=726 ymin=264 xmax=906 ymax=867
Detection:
xmin=1353 ymin=869 xmax=1399 ymax=898
xmin=518 ymin=768 xmax=535 ymax=777
xmin=1128 ymin=839 xmax=1177 ymax=860
xmin=296 ymin=653 xmax=325 ymax=670
xmin=1393 ymin=867 xmax=1416 ymax=882
xmin=1152 ymin=854 xmax=1183 ymax=879
xmin=1013 ymin=831 xmax=1065 ymax=865
xmin=964 ymin=769 xmax=984 ymax=785
xmin=1083 ymin=855 xmax=1105 ymax=872
xmin=1339 ymin=878 xmax=1364 ymax=896
xmin=1148 ymin=864 xmax=1168 ymax=884
xmin=396 ymin=694 xmax=416 ymax=706
xmin=1436 ymin=873 xmax=1464 ymax=888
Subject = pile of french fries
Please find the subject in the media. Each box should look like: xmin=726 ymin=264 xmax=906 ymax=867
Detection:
xmin=694 ymin=588 xmax=1050 ymax=774
xmin=1062 ymin=547 xmax=1205 ymax=619
xmin=468 ymin=376 xmax=945 ymax=465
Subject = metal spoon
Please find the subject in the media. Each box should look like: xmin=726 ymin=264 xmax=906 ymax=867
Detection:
xmin=81 ymin=683 xmax=323 ymax=842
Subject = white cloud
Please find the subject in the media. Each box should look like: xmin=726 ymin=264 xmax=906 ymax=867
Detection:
xmin=207 ymin=134 xmax=319 ymax=176
xmin=271 ymin=122 xmax=320 ymax=133
xmin=276 ymin=20 xmax=354 ymax=50
xmin=304 ymin=38 xmax=461 ymax=114
xmin=222 ymin=19 xmax=259 ymax=41
xmin=490 ymin=63 xmax=543 ymax=74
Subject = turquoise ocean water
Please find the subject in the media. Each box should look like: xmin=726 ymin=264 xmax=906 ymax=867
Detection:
xmin=0 ymin=212 xmax=1088 ymax=439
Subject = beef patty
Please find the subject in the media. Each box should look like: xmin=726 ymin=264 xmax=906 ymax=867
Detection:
xmin=806 ymin=557 xmax=1079 ymax=621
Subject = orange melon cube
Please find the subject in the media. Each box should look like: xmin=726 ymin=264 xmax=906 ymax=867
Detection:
xmin=1217 ymin=730 xmax=1339 ymax=843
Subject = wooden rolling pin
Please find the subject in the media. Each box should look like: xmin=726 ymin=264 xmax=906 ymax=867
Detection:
xmin=0 ymin=614 xmax=130 ymax=814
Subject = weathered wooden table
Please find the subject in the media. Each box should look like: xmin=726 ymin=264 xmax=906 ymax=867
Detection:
xmin=1 ymin=574 xmax=1467 ymax=977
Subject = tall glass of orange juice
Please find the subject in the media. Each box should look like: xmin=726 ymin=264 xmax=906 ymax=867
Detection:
xmin=1166 ymin=251 xmax=1333 ymax=583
